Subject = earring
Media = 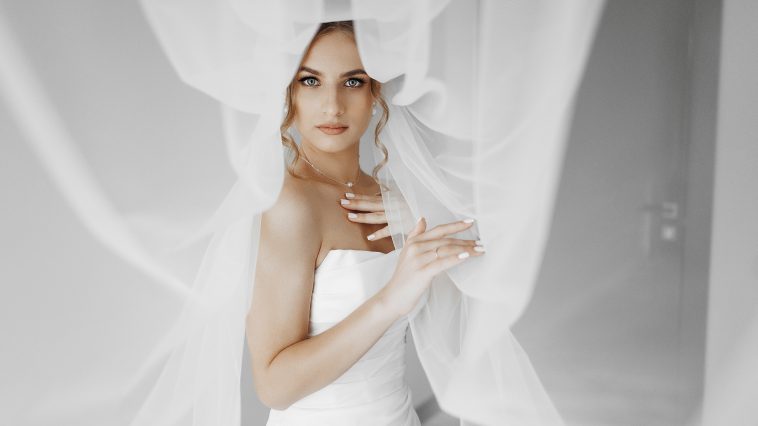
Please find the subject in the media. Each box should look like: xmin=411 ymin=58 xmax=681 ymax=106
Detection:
xmin=371 ymin=103 xmax=377 ymax=117
xmin=283 ymin=105 xmax=289 ymax=115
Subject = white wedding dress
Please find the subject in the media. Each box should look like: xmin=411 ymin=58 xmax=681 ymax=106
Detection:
xmin=265 ymin=248 xmax=422 ymax=426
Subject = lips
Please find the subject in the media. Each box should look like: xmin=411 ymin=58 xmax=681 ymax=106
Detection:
xmin=317 ymin=125 xmax=348 ymax=135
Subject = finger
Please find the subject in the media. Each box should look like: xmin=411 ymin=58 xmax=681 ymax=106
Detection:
xmin=406 ymin=217 xmax=426 ymax=241
xmin=366 ymin=226 xmax=391 ymax=241
xmin=435 ymin=243 xmax=485 ymax=258
xmin=344 ymin=192 xmax=383 ymax=202
xmin=420 ymin=246 xmax=474 ymax=276
xmin=415 ymin=238 xmax=479 ymax=252
xmin=346 ymin=211 xmax=387 ymax=224
xmin=413 ymin=219 xmax=476 ymax=242
xmin=339 ymin=197 xmax=384 ymax=212
xmin=415 ymin=240 xmax=484 ymax=266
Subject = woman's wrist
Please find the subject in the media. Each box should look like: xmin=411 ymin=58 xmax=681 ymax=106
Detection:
xmin=372 ymin=287 xmax=404 ymax=323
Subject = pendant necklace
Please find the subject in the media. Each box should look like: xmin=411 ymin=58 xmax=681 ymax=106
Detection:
xmin=300 ymin=149 xmax=360 ymax=189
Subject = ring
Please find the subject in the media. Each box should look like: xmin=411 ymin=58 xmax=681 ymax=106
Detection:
xmin=434 ymin=247 xmax=440 ymax=259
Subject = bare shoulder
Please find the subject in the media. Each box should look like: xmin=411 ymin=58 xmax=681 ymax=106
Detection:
xmin=259 ymin=174 xmax=322 ymax=260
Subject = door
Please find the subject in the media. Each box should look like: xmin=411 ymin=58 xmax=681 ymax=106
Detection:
xmin=513 ymin=1 xmax=705 ymax=425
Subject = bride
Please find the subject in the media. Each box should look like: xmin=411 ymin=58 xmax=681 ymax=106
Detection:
xmin=245 ymin=21 xmax=485 ymax=425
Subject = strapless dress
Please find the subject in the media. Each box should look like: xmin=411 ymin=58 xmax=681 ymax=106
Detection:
xmin=265 ymin=248 xmax=422 ymax=426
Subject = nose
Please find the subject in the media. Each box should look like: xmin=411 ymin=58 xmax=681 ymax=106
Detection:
xmin=321 ymin=85 xmax=344 ymax=117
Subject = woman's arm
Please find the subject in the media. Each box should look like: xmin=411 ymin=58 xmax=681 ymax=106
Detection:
xmin=245 ymin=185 xmax=401 ymax=411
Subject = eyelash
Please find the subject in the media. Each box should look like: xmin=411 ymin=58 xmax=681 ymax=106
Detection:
xmin=298 ymin=76 xmax=366 ymax=88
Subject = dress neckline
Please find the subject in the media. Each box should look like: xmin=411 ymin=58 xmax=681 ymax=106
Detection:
xmin=315 ymin=248 xmax=400 ymax=271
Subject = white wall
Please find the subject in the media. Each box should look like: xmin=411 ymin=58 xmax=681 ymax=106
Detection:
xmin=702 ymin=0 xmax=758 ymax=424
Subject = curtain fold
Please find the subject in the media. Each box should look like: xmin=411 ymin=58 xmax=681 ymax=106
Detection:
xmin=0 ymin=1 xmax=669 ymax=425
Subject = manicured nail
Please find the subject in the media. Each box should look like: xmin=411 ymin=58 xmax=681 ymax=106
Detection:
xmin=340 ymin=199 xmax=350 ymax=205
xmin=348 ymin=213 xmax=358 ymax=219
xmin=475 ymin=239 xmax=483 ymax=245
xmin=463 ymin=218 xmax=475 ymax=224
xmin=458 ymin=252 xmax=470 ymax=259
xmin=474 ymin=246 xmax=485 ymax=253
xmin=417 ymin=216 xmax=424 ymax=223
xmin=345 ymin=192 xmax=355 ymax=199
xmin=367 ymin=234 xmax=375 ymax=241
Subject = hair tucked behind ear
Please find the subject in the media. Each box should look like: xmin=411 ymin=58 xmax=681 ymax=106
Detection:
xmin=280 ymin=20 xmax=391 ymax=192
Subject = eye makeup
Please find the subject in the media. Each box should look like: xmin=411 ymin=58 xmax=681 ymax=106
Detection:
xmin=297 ymin=75 xmax=366 ymax=88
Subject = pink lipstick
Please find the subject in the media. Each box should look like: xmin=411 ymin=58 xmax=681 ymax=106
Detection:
xmin=317 ymin=126 xmax=348 ymax=135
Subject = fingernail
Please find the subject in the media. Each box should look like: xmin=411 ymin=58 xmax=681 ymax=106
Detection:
xmin=458 ymin=252 xmax=470 ymax=259
xmin=474 ymin=246 xmax=485 ymax=253
xmin=475 ymin=239 xmax=483 ymax=245
xmin=348 ymin=213 xmax=358 ymax=219
xmin=463 ymin=218 xmax=475 ymax=224
xmin=340 ymin=199 xmax=350 ymax=205
xmin=367 ymin=234 xmax=375 ymax=241
xmin=417 ymin=216 xmax=424 ymax=223
xmin=345 ymin=192 xmax=355 ymax=199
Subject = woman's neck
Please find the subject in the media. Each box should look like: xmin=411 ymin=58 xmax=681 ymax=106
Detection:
xmin=299 ymin=142 xmax=361 ymax=184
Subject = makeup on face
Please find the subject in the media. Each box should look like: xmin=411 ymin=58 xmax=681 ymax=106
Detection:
xmin=317 ymin=125 xmax=348 ymax=135
xmin=291 ymin=32 xmax=375 ymax=147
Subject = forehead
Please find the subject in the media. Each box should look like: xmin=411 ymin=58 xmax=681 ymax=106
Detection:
xmin=301 ymin=31 xmax=364 ymax=74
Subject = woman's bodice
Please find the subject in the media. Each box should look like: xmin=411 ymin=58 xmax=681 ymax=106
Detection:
xmin=265 ymin=248 xmax=421 ymax=426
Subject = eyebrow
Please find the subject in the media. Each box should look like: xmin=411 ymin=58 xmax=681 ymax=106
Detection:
xmin=298 ymin=66 xmax=368 ymax=78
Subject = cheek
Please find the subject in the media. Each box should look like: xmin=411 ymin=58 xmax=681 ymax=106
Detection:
xmin=294 ymin=92 xmax=314 ymax=112
xmin=346 ymin=92 xmax=373 ymax=116
xmin=292 ymin=94 xmax=317 ymax=127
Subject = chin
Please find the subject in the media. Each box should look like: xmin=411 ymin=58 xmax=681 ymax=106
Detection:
xmin=310 ymin=132 xmax=359 ymax=152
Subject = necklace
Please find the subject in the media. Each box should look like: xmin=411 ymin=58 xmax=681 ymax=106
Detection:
xmin=300 ymin=149 xmax=361 ymax=188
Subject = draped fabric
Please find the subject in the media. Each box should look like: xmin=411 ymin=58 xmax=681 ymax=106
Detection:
xmin=8 ymin=1 xmax=745 ymax=425
xmin=132 ymin=1 xmax=605 ymax=424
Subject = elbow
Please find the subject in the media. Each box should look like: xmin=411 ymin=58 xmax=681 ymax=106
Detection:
xmin=269 ymin=401 xmax=293 ymax=411
xmin=258 ymin=392 xmax=293 ymax=411
xmin=254 ymin=376 xmax=294 ymax=411
xmin=258 ymin=391 xmax=292 ymax=411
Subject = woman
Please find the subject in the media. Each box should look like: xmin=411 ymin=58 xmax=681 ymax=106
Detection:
xmin=245 ymin=21 xmax=485 ymax=425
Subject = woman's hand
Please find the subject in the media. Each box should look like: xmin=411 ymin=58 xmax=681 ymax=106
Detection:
xmin=377 ymin=217 xmax=485 ymax=319
xmin=339 ymin=192 xmax=390 ymax=241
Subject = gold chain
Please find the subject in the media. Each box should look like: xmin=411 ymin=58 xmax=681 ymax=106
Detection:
xmin=300 ymin=148 xmax=361 ymax=188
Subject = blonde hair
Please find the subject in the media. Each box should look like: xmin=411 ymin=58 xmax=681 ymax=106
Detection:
xmin=280 ymin=21 xmax=390 ymax=190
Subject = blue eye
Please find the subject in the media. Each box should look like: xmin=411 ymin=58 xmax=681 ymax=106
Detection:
xmin=299 ymin=76 xmax=319 ymax=87
xmin=297 ymin=76 xmax=365 ymax=88
xmin=345 ymin=78 xmax=365 ymax=88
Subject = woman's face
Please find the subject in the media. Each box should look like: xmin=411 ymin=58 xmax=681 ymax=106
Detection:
xmin=292 ymin=31 xmax=374 ymax=153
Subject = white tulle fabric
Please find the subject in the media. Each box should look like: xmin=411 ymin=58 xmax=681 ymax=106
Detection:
xmin=0 ymin=1 xmax=607 ymax=425
xmin=267 ymin=248 xmax=421 ymax=426
xmin=139 ymin=1 xmax=606 ymax=424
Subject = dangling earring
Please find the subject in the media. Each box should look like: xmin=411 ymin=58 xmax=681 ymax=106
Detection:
xmin=371 ymin=102 xmax=377 ymax=117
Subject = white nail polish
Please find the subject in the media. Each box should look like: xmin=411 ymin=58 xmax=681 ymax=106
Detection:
xmin=345 ymin=192 xmax=355 ymax=199
xmin=463 ymin=218 xmax=475 ymax=224
xmin=348 ymin=213 xmax=357 ymax=219
xmin=458 ymin=252 xmax=470 ymax=259
xmin=367 ymin=234 xmax=375 ymax=241
xmin=340 ymin=199 xmax=350 ymax=205
xmin=474 ymin=246 xmax=485 ymax=252
xmin=475 ymin=239 xmax=483 ymax=245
